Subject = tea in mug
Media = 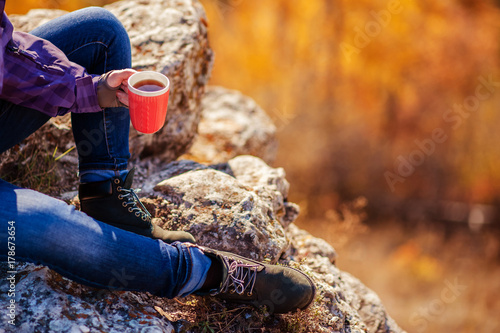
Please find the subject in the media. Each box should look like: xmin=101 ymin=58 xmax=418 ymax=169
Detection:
xmin=133 ymin=79 xmax=166 ymax=92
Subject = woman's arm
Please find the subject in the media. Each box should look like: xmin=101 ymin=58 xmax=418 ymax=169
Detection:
xmin=0 ymin=4 xmax=102 ymax=117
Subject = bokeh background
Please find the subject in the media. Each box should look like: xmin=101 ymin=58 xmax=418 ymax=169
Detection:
xmin=6 ymin=0 xmax=500 ymax=332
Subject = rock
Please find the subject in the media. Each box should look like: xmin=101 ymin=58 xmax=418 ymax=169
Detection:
xmin=144 ymin=155 xmax=298 ymax=262
xmin=227 ymin=155 xmax=299 ymax=228
xmin=186 ymin=86 xmax=278 ymax=164
xmin=0 ymin=227 xmax=404 ymax=333
xmin=0 ymin=263 xmax=175 ymax=333
xmin=9 ymin=0 xmax=214 ymax=162
xmin=147 ymin=156 xmax=403 ymax=332
xmin=7 ymin=9 xmax=68 ymax=31
xmin=286 ymin=224 xmax=337 ymax=264
xmin=106 ymin=0 xmax=213 ymax=161
xmin=141 ymin=159 xmax=213 ymax=194
xmin=0 ymin=155 xmax=405 ymax=332
xmin=284 ymin=224 xmax=404 ymax=333
xmin=153 ymin=167 xmax=288 ymax=262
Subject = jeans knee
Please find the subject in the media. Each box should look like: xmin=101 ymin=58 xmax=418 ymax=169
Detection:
xmin=78 ymin=7 xmax=131 ymax=68
xmin=83 ymin=7 xmax=128 ymax=35
xmin=81 ymin=7 xmax=119 ymax=24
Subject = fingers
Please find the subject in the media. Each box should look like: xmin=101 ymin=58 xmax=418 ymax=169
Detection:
xmin=116 ymin=90 xmax=129 ymax=107
xmin=120 ymin=82 xmax=129 ymax=94
xmin=106 ymin=69 xmax=137 ymax=89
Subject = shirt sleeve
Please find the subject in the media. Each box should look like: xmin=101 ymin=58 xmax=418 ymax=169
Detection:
xmin=0 ymin=5 xmax=10 ymax=93
xmin=0 ymin=10 xmax=102 ymax=117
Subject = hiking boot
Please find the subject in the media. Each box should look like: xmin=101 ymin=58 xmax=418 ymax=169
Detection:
xmin=79 ymin=169 xmax=196 ymax=244
xmin=197 ymin=248 xmax=316 ymax=314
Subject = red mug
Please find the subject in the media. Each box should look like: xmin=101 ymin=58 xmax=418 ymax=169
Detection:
xmin=127 ymin=71 xmax=170 ymax=134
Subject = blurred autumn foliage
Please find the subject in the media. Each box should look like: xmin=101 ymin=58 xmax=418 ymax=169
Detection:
xmin=200 ymin=0 xmax=500 ymax=224
xmin=7 ymin=0 xmax=500 ymax=223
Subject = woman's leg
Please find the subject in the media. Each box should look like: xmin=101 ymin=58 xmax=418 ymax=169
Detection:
xmin=0 ymin=178 xmax=210 ymax=298
xmin=0 ymin=176 xmax=317 ymax=314
xmin=26 ymin=7 xmax=191 ymax=242
xmin=0 ymin=7 xmax=130 ymax=164
xmin=0 ymin=101 xmax=51 ymax=155
xmin=30 ymin=7 xmax=132 ymax=181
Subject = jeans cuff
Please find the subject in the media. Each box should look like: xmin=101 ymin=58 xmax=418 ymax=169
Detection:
xmin=177 ymin=247 xmax=212 ymax=297
xmin=80 ymin=169 xmax=129 ymax=183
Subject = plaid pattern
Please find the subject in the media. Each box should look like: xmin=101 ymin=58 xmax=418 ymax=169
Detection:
xmin=0 ymin=11 xmax=101 ymax=117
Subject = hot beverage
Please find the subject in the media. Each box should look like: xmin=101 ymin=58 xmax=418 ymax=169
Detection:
xmin=133 ymin=79 xmax=166 ymax=92
xmin=128 ymin=71 xmax=170 ymax=134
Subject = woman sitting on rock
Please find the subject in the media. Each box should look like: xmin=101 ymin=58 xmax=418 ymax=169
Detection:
xmin=0 ymin=3 xmax=314 ymax=314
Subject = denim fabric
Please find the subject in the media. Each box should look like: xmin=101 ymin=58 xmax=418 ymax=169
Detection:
xmin=79 ymin=169 xmax=129 ymax=183
xmin=0 ymin=8 xmax=210 ymax=298
xmin=0 ymin=100 xmax=51 ymax=152
xmin=0 ymin=178 xmax=209 ymax=297
xmin=0 ymin=7 xmax=131 ymax=173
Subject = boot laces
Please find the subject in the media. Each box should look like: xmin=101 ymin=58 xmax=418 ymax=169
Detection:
xmin=119 ymin=188 xmax=152 ymax=220
xmin=220 ymin=256 xmax=259 ymax=296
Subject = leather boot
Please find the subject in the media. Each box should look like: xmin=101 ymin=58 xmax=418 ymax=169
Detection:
xmin=79 ymin=169 xmax=196 ymax=244
xmin=197 ymin=247 xmax=316 ymax=314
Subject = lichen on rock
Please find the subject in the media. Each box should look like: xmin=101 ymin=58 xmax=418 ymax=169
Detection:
xmin=152 ymin=156 xmax=291 ymax=263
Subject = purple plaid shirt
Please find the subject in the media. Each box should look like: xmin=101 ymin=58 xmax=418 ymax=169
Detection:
xmin=0 ymin=1 xmax=101 ymax=117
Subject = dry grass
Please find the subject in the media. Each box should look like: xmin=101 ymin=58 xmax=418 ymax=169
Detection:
xmin=0 ymin=143 xmax=59 ymax=193
xmin=154 ymin=295 xmax=326 ymax=333
xmin=0 ymin=130 xmax=78 ymax=196
xmin=0 ymin=114 xmax=79 ymax=196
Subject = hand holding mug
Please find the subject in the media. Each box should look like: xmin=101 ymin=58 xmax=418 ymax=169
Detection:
xmin=97 ymin=69 xmax=137 ymax=108
xmin=97 ymin=69 xmax=170 ymax=134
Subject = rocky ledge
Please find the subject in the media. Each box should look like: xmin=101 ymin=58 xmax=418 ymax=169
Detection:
xmin=0 ymin=155 xmax=404 ymax=333
xmin=1 ymin=0 xmax=405 ymax=332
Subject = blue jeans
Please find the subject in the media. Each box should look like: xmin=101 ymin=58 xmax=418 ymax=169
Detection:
xmin=0 ymin=178 xmax=210 ymax=298
xmin=0 ymin=8 xmax=211 ymax=298
xmin=0 ymin=7 xmax=131 ymax=178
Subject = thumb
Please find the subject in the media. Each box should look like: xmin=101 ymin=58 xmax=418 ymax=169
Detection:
xmin=105 ymin=69 xmax=137 ymax=88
